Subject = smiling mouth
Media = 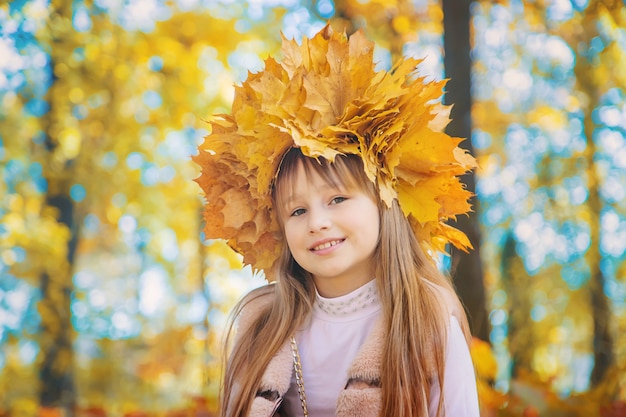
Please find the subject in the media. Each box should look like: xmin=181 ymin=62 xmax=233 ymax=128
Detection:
xmin=311 ymin=239 xmax=344 ymax=251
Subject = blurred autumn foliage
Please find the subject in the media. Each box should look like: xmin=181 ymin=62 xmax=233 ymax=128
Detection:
xmin=1 ymin=0 xmax=625 ymax=417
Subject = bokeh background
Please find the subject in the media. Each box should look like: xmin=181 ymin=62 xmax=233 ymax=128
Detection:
xmin=1 ymin=0 xmax=625 ymax=416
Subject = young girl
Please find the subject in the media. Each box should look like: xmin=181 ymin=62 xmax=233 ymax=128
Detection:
xmin=194 ymin=24 xmax=480 ymax=417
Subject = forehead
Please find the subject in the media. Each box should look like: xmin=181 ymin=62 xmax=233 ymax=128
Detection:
xmin=276 ymin=158 xmax=348 ymax=198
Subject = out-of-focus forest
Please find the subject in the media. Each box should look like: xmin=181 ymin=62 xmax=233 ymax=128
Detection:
xmin=1 ymin=0 xmax=625 ymax=416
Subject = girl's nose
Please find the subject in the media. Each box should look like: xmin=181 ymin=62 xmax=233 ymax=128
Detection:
xmin=307 ymin=207 xmax=331 ymax=233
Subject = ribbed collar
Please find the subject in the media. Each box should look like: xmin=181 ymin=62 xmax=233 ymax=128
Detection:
xmin=314 ymin=279 xmax=380 ymax=320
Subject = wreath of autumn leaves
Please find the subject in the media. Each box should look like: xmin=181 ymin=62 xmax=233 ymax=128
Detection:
xmin=194 ymin=24 xmax=476 ymax=280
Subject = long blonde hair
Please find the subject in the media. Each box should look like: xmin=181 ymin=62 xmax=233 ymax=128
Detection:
xmin=220 ymin=148 xmax=471 ymax=416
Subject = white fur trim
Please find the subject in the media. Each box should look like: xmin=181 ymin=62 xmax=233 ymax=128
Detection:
xmin=337 ymin=387 xmax=382 ymax=417
xmin=258 ymin=340 xmax=293 ymax=395
xmin=249 ymin=396 xmax=281 ymax=417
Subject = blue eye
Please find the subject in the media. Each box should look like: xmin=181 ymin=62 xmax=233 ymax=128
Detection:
xmin=331 ymin=196 xmax=346 ymax=204
xmin=291 ymin=208 xmax=306 ymax=217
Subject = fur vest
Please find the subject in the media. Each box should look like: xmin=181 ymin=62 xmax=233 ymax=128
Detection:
xmin=230 ymin=288 xmax=384 ymax=417
xmin=249 ymin=318 xmax=385 ymax=417
xmin=233 ymin=283 xmax=463 ymax=417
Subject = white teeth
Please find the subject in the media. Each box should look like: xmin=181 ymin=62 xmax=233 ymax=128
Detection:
xmin=313 ymin=240 xmax=341 ymax=251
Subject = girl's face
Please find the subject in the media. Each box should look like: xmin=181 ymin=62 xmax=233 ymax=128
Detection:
xmin=277 ymin=162 xmax=380 ymax=298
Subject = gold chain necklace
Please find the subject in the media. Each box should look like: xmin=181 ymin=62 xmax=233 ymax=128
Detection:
xmin=290 ymin=336 xmax=309 ymax=417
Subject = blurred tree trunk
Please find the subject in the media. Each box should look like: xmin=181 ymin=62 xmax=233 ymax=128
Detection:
xmin=442 ymin=0 xmax=490 ymax=342
xmin=562 ymin=0 xmax=617 ymax=387
xmin=500 ymin=232 xmax=533 ymax=377
xmin=39 ymin=197 xmax=77 ymax=412
xmin=577 ymin=67 xmax=614 ymax=387
xmin=38 ymin=1 xmax=78 ymax=412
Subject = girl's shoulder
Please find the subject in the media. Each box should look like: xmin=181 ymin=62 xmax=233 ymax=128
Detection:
xmin=235 ymin=283 xmax=277 ymax=334
xmin=422 ymin=278 xmax=472 ymax=345
xmin=423 ymin=279 xmax=462 ymax=321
